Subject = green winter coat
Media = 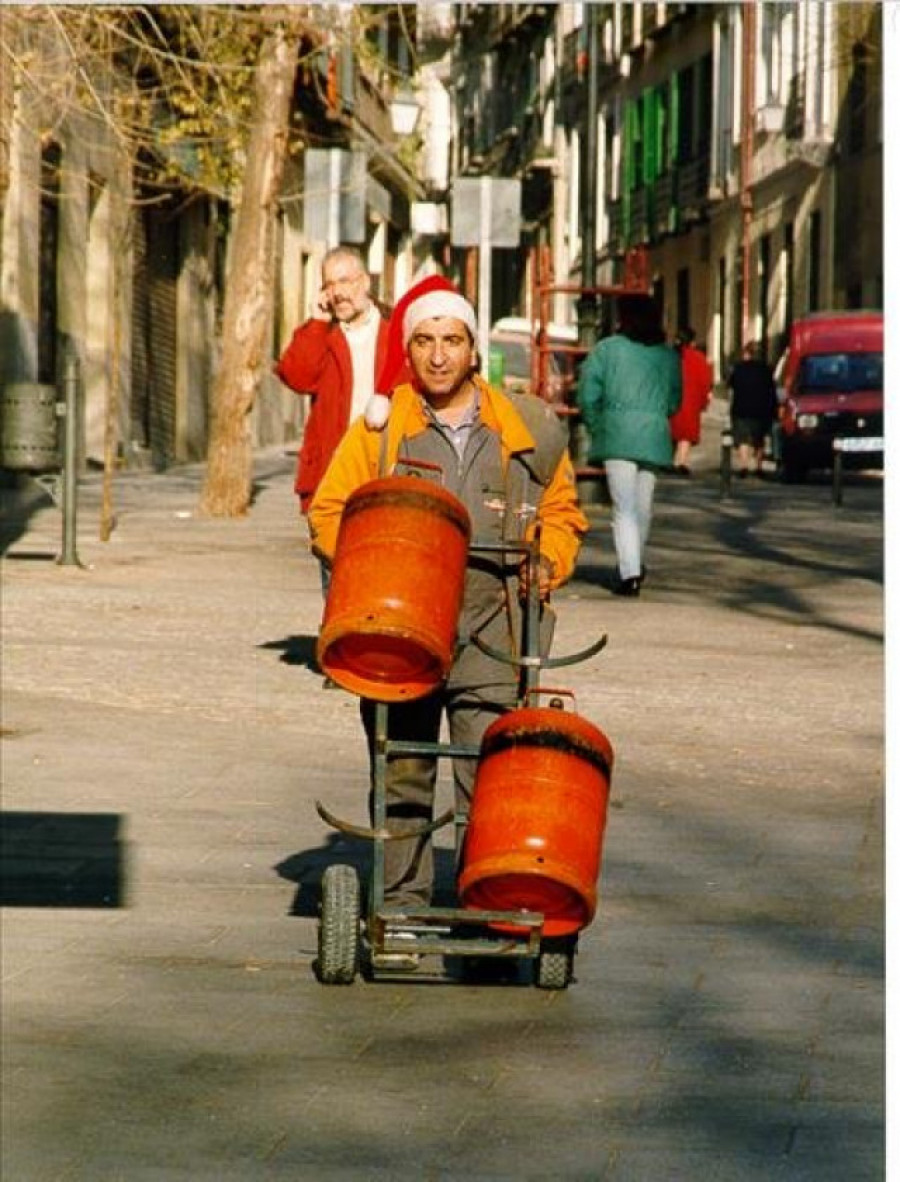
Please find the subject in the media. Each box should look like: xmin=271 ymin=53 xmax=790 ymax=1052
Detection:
xmin=577 ymin=334 xmax=682 ymax=467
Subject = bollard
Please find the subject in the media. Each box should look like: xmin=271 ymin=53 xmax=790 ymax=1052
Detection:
xmin=719 ymin=429 xmax=733 ymax=500
xmin=58 ymin=350 xmax=82 ymax=567
xmin=832 ymin=440 xmax=844 ymax=508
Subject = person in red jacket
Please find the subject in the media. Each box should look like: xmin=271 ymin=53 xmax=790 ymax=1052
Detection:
xmin=669 ymin=326 xmax=714 ymax=476
xmin=276 ymin=254 xmax=456 ymax=522
xmin=276 ymin=258 xmax=457 ymax=687
xmin=276 ymin=246 xmax=390 ymax=520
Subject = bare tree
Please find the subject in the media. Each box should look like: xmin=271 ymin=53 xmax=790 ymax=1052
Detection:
xmin=1 ymin=5 xmax=422 ymax=518
xmin=200 ymin=9 xmax=304 ymax=516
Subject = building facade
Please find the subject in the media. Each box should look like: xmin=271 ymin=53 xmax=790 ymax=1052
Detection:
xmin=446 ymin=2 xmax=883 ymax=381
xmin=1 ymin=4 xmax=883 ymax=479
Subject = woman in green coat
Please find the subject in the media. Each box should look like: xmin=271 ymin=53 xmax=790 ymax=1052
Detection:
xmin=577 ymin=295 xmax=682 ymax=597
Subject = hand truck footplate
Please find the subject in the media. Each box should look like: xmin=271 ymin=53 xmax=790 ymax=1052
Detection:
xmin=371 ymin=905 xmax=545 ymax=960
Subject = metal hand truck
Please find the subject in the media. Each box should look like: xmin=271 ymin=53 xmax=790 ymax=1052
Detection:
xmin=314 ymin=529 xmax=607 ymax=989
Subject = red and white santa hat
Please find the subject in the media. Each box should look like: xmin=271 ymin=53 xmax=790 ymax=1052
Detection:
xmin=364 ymin=275 xmax=478 ymax=429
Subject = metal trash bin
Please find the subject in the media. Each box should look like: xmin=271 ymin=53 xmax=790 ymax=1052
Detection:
xmin=0 ymin=383 xmax=61 ymax=472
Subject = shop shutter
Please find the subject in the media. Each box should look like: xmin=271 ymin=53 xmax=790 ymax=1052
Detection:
xmin=130 ymin=209 xmax=150 ymax=450
xmin=146 ymin=209 xmax=178 ymax=463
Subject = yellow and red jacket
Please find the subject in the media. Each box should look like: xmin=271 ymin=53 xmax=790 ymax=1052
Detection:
xmin=308 ymin=377 xmax=588 ymax=590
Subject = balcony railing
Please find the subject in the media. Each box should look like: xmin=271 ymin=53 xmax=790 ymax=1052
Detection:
xmin=675 ymin=153 xmax=711 ymax=216
xmin=627 ymin=186 xmax=650 ymax=245
xmin=606 ymin=199 xmax=623 ymax=253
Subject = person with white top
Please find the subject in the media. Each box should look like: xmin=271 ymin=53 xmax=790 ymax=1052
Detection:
xmin=276 ymin=246 xmax=394 ymax=526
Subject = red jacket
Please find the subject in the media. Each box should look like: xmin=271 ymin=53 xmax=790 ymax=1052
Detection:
xmin=275 ymin=316 xmax=391 ymax=512
xmin=669 ymin=344 xmax=713 ymax=444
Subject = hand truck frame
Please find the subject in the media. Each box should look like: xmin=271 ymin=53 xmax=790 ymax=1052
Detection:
xmin=314 ymin=528 xmax=607 ymax=989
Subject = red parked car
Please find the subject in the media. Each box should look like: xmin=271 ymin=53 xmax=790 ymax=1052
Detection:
xmin=777 ymin=311 xmax=883 ymax=481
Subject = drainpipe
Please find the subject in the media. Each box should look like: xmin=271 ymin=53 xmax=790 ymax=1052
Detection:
xmin=578 ymin=3 xmax=600 ymax=349
xmin=740 ymin=1 xmax=756 ymax=350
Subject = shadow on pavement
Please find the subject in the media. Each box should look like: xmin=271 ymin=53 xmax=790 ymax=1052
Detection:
xmin=576 ymin=471 xmax=883 ymax=644
xmin=0 ymin=810 xmax=126 ymax=907
xmin=258 ymin=633 xmax=319 ymax=670
xmin=0 ymin=473 xmax=58 ymax=556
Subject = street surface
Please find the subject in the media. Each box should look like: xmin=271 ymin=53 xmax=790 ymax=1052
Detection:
xmin=1 ymin=402 xmax=885 ymax=1180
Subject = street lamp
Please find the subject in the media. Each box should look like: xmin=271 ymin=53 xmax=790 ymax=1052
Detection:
xmin=390 ymin=89 xmax=421 ymax=137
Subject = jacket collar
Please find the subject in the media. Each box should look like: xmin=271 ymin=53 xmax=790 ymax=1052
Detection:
xmin=389 ymin=376 xmax=537 ymax=455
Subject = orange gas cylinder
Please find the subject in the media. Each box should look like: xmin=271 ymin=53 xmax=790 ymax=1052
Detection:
xmin=317 ymin=476 xmax=471 ymax=702
xmin=458 ymin=706 xmax=614 ymax=937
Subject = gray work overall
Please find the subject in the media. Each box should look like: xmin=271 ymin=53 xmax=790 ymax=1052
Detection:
xmin=362 ymin=394 xmax=567 ymax=908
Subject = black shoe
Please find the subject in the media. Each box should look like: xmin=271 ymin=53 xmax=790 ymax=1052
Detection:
xmin=613 ymin=576 xmax=641 ymax=598
xmin=675 ymin=464 xmax=692 ymax=477
xmin=736 ymin=468 xmax=749 ymax=479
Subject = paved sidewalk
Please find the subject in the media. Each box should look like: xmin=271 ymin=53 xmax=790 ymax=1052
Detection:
xmin=1 ymin=417 xmax=884 ymax=1180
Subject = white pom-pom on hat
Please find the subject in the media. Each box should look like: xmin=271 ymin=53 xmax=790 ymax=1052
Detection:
xmin=364 ymin=392 xmax=392 ymax=430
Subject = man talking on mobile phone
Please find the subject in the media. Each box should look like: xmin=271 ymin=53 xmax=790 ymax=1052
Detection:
xmin=276 ymin=246 xmax=391 ymax=543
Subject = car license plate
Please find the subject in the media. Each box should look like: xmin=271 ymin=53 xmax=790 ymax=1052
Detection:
xmin=833 ymin=436 xmax=883 ymax=453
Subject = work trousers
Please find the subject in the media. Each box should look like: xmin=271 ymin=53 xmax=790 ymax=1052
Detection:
xmin=360 ymin=623 xmax=523 ymax=910
xmin=604 ymin=458 xmax=657 ymax=581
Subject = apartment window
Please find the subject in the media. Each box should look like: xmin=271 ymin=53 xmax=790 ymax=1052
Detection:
xmin=759 ymin=2 xmax=793 ymax=106
xmin=696 ymin=54 xmax=713 ymax=156
xmin=603 ymin=107 xmax=617 ymax=201
xmin=733 ymin=249 xmax=743 ymax=356
xmin=849 ymin=42 xmax=868 ymax=154
xmin=717 ymin=255 xmax=727 ymax=376
xmin=677 ymin=63 xmax=695 ymax=162
xmin=714 ymin=14 xmax=735 ymax=184
xmin=806 ymin=0 xmax=827 ymax=136
xmin=783 ymin=221 xmax=795 ymax=330
xmin=656 ymin=83 xmax=671 ymax=174
xmin=626 ymin=99 xmax=643 ymax=191
xmin=758 ymin=234 xmax=771 ymax=357
xmin=808 ymin=211 xmax=822 ymax=312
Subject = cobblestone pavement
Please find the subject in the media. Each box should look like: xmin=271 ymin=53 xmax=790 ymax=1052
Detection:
xmin=1 ymin=406 xmax=885 ymax=1180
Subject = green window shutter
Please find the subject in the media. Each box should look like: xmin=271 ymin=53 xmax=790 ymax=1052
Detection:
xmin=642 ymin=89 xmax=657 ymax=185
xmin=656 ymin=84 xmax=668 ymax=175
xmin=668 ymin=73 xmax=680 ymax=169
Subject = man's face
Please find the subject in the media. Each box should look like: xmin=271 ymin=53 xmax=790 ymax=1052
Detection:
xmin=321 ymin=256 xmax=371 ymax=324
xmin=407 ymin=318 xmax=476 ymax=405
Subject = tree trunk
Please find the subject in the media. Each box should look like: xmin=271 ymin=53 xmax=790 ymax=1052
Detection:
xmin=201 ymin=15 xmax=300 ymax=517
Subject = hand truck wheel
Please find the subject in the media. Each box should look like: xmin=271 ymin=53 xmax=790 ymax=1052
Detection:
xmin=317 ymin=864 xmax=361 ymax=985
xmin=536 ymin=936 xmax=576 ymax=991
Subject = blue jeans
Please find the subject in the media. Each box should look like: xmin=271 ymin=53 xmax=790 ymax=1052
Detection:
xmin=604 ymin=459 xmax=657 ymax=581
